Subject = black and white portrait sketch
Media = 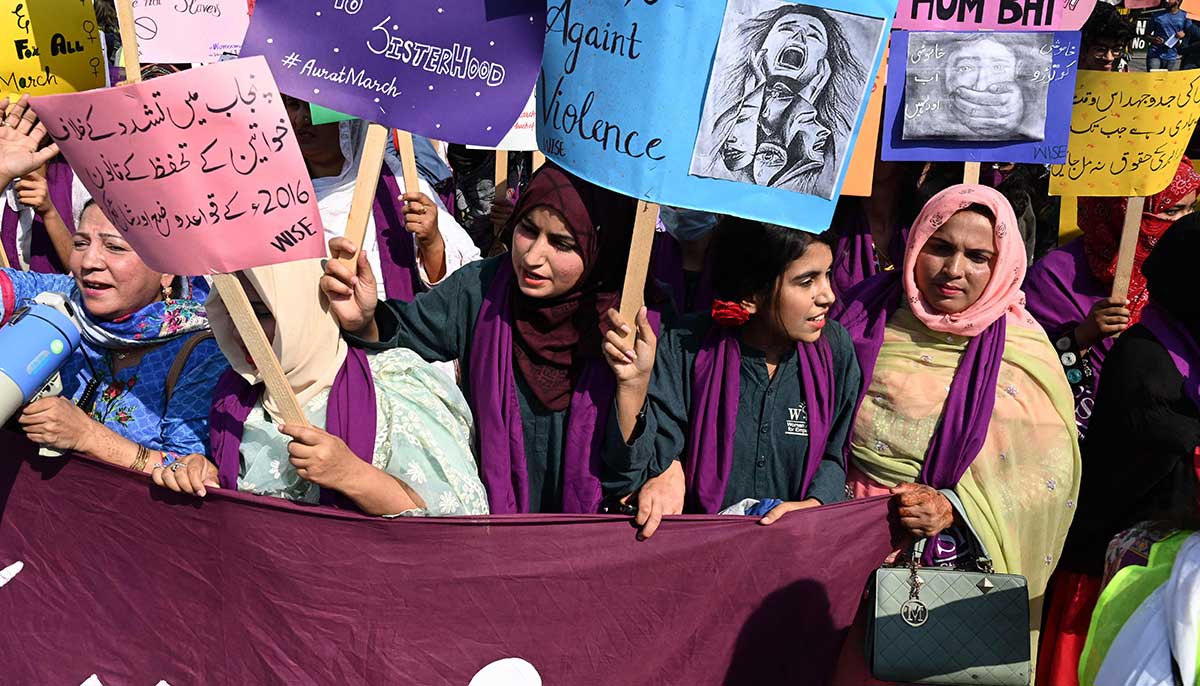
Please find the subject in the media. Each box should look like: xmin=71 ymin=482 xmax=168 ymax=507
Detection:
xmin=902 ymin=32 xmax=1054 ymax=142
xmin=690 ymin=0 xmax=886 ymax=200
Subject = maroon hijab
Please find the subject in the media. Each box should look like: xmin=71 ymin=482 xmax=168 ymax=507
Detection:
xmin=504 ymin=165 xmax=637 ymax=411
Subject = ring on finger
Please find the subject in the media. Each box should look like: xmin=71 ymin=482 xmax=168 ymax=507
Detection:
xmin=152 ymin=463 xmax=165 ymax=470
xmin=170 ymin=462 xmax=185 ymax=472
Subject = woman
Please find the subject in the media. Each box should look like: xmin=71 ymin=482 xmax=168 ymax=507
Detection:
xmin=604 ymin=219 xmax=861 ymax=538
xmin=1045 ymin=214 xmax=1200 ymax=685
xmin=321 ymin=165 xmax=664 ymax=514
xmin=650 ymin=206 xmax=717 ymax=314
xmin=832 ymin=185 xmax=1080 ymax=682
xmin=830 ymin=161 xmax=920 ymax=297
xmin=285 ymin=97 xmax=480 ymax=301
xmin=5 ymin=199 xmax=226 ymax=471
xmin=155 ymin=259 xmax=488 ymax=516
xmin=1024 ymin=158 xmax=1200 ymax=439
xmin=1030 ymin=160 xmax=1199 ymax=686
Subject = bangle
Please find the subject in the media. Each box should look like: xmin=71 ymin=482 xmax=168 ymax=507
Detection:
xmin=130 ymin=444 xmax=149 ymax=472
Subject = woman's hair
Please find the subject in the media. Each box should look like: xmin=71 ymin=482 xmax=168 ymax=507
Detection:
xmin=1081 ymin=2 xmax=1135 ymax=49
xmin=711 ymin=216 xmax=833 ymax=307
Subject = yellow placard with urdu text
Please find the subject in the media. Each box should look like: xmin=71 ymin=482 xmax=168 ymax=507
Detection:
xmin=1051 ymin=71 xmax=1200 ymax=197
xmin=0 ymin=0 xmax=107 ymax=101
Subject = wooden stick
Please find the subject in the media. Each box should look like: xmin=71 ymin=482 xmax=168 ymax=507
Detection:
xmin=115 ymin=0 xmax=142 ymax=83
xmin=532 ymin=151 xmax=546 ymax=171
xmin=338 ymin=123 xmax=389 ymax=268
xmin=494 ymin=150 xmax=510 ymax=205
xmin=393 ymin=130 xmax=420 ymax=196
xmin=618 ymin=201 xmax=660 ymax=348
xmin=963 ymin=162 xmax=981 ymax=185
xmin=211 ymin=274 xmax=308 ymax=426
xmin=1111 ymin=196 xmax=1146 ymax=301
xmin=1059 ymin=195 xmax=1079 ymax=245
xmin=0 ymin=244 xmax=10 ymax=269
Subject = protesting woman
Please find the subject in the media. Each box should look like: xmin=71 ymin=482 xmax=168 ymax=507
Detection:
xmin=833 ymin=185 xmax=1080 ymax=682
xmin=604 ymin=218 xmax=861 ymax=538
xmin=321 ymin=165 xmax=666 ymax=514
xmin=4 ymin=198 xmax=226 ymax=471
xmin=1042 ymin=215 xmax=1200 ymax=686
xmin=1024 ymin=158 xmax=1200 ymax=439
xmin=155 ymin=259 xmax=488 ymax=516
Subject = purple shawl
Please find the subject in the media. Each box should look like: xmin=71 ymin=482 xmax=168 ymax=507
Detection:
xmin=373 ymin=165 xmax=420 ymax=302
xmin=1023 ymin=239 xmax=1113 ymax=431
xmin=209 ymin=347 xmax=378 ymax=510
xmin=831 ymin=199 xmax=908 ymax=298
xmin=1140 ymin=303 xmax=1200 ymax=410
xmin=1 ymin=158 xmax=73 ymax=274
xmin=835 ymin=272 xmax=1005 ymax=493
xmin=469 ymin=261 xmax=661 ymax=514
xmin=685 ymin=326 xmax=836 ymax=514
xmin=651 ymin=231 xmax=714 ymax=313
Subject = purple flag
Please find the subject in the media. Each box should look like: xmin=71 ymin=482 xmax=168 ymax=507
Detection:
xmin=240 ymin=0 xmax=544 ymax=147
xmin=0 ymin=444 xmax=891 ymax=685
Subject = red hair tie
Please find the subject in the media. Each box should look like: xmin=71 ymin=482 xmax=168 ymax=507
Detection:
xmin=711 ymin=300 xmax=750 ymax=327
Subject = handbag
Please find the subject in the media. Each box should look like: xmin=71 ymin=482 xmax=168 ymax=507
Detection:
xmin=866 ymin=490 xmax=1031 ymax=686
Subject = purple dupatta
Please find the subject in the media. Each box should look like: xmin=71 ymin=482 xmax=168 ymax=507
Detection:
xmin=468 ymin=262 xmax=661 ymax=514
xmin=209 ymin=347 xmax=378 ymax=510
xmin=0 ymin=158 xmax=74 ymax=273
xmin=372 ymin=166 xmax=420 ymax=302
xmin=685 ymin=325 xmax=837 ymax=514
xmin=836 ymin=272 xmax=1005 ymax=494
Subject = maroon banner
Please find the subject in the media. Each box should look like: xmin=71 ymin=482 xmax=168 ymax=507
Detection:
xmin=0 ymin=442 xmax=891 ymax=685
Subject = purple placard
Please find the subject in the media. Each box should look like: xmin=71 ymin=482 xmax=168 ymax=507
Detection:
xmin=240 ymin=0 xmax=544 ymax=147
xmin=882 ymin=29 xmax=1080 ymax=164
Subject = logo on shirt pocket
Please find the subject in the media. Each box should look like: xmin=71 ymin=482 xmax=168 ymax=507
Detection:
xmin=785 ymin=403 xmax=808 ymax=437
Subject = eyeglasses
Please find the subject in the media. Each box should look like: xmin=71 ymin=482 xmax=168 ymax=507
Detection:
xmin=1088 ymin=45 xmax=1124 ymax=57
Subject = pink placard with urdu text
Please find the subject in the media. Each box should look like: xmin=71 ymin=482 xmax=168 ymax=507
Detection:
xmin=30 ymin=56 xmax=324 ymax=276
xmin=893 ymin=0 xmax=1098 ymax=31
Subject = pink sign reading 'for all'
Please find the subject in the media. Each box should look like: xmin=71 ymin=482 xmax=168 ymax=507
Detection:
xmin=893 ymin=0 xmax=1098 ymax=31
xmin=30 ymin=56 xmax=325 ymax=276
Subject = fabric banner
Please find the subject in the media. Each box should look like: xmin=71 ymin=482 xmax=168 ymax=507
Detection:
xmin=0 ymin=447 xmax=892 ymax=685
xmin=128 ymin=0 xmax=249 ymax=64
xmin=240 ymin=0 xmax=545 ymax=147
xmin=29 ymin=56 xmax=325 ymax=276
xmin=882 ymin=29 xmax=1080 ymax=164
xmin=0 ymin=0 xmax=108 ymax=100
xmin=893 ymin=0 xmax=1097 ymax=31
xmin=1050 ymin=70 xmax=1200 ymax=197
xmin=539 ymin=0 xmax=894 ymax=233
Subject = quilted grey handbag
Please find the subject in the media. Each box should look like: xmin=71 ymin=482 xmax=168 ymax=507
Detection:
xmin=865 ymin=491 xmax=1031 ymax=686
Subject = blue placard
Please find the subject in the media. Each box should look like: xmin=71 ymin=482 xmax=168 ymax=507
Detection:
xmin=538 ymin=0 xmax=896 ymax=233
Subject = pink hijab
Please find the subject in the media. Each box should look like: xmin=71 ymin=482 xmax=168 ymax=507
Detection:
xmin=900 ymin=184 xmax=1040 ymax=336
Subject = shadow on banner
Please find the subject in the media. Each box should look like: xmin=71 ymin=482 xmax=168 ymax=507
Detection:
xmin=0 ymin=435 xmax=891 ymax=685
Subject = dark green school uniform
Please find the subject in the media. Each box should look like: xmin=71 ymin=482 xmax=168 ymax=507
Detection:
xmin=606 ymin=313 xmax=862 ymax=509
xmin=347 ymin=256 xmax=573 ymax=512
